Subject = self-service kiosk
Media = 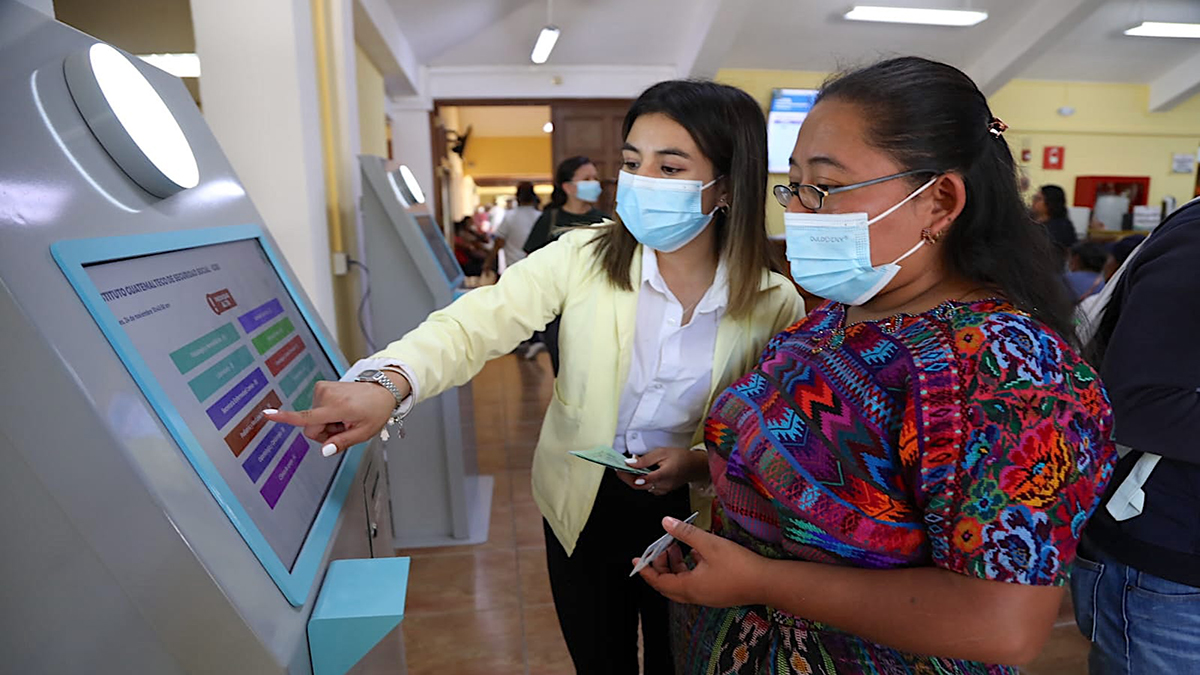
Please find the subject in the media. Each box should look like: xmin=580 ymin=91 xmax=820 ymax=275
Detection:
xmin=357 ymin=155 xmax=492 ymax=548
xmin=0 ymin=5 xmax=407 ymax=674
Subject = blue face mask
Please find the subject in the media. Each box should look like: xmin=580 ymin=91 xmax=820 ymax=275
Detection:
xmin=615 ymin=171 xmax=720 ymax=252
xmin=573 ymin=180 xmax=602 ymax=203
xmin=784 ymin=177 xmax=936 ymax=306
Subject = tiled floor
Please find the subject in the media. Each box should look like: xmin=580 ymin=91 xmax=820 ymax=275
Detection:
xmin=398 ymin=354 xmax=573 ymax=675
xmin=396 ymin=354 xmax=1090 ymax=674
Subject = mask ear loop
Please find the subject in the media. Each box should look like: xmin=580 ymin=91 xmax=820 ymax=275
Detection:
xmin=890 ymin=239 xmax=926 ymax=265
xmin=865 ymin=176 xmax=938 ymax=226
xmin=704 ymin=176 xmax=725 ymax=217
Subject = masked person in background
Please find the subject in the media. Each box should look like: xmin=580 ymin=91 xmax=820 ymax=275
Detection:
xmin=523 ymin=155 xmax=608 ymax=255
xmin=266 ymin=80 xmax=804 ymax=674
xmin=638 ymin=57 xmax=1117 ymax=675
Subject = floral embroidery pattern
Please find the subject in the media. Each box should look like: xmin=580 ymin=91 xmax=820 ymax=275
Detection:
xmin=672 ymin=300 xmax=1116 ymax=675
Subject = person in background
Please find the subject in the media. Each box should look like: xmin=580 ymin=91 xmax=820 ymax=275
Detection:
xmin=452 ymin=216 xmax=487 ymax=277
xmin=471 ymin=205 xmax=490 ymax=233
xmin=523 ymin=156 xmax=608 ymax=254
xmin=266 ymin=80 xmax=805 ymax=675
xmin=1064 ymin=241 xmax=1107 ymax=302
xmin=1031 ymin=184 xmax=1077 ymax=266
xmin=522 ymin=156 xmax=610 ymax=371
xmin=1102 ymin=234 xmax=1145 ymax=281
xmin=638 ymin=57 xmax=1115 ymax=675
xmin=487 ymin=182 xmax=545 ymax=358
xmin=1073 ymin=197 xmax=1200 ymax=674
xmin=486 ymin=182 xmax=540 ymax=275
xmin=488 ymin=196 xmax=513 ymax=233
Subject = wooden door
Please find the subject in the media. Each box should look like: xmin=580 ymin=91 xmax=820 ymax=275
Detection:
xmin=551 ymin=100 xmax=633 ymax=217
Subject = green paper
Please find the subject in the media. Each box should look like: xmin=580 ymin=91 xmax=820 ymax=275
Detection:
xmin=569 ymin=446 xmax=652 ymax=475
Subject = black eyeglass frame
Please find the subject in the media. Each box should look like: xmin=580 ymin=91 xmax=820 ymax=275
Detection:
xmin=773 ymin=169 xmax=941 ymax=211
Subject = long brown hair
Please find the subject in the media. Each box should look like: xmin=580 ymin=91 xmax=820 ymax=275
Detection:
xmin=590 ymin=80 xmax=776 ymax=318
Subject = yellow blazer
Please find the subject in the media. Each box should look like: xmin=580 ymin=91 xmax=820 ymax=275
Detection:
xmin=372 ymin=230 xmax=804 ymax=555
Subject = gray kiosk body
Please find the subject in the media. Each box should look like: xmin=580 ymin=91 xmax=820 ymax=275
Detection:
xmin=0 ymin=6 xmax=404 ymax=674
xmin=358 ymin=155 xmax=491 ymax=548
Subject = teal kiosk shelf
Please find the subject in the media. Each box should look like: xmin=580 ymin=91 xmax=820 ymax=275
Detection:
xmin=309 ymin=557 xmax=411 ymax=675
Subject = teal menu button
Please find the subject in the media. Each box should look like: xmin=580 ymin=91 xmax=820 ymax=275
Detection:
xmin=188 ymin=346 xmax=254 ymax=402
xmin=292 ymin=372 xmax=325 ymax=412
xmin=280 ymin=353 xmax=317 ymax=398
xmin=170 ymin=323 xmax=239 ymax=374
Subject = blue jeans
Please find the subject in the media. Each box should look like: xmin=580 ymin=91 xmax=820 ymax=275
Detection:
xmin=1071 ymin=543 xmax=1200 ymax=674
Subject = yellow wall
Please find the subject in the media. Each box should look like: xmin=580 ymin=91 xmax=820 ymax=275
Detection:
xmin=716 ymin=68 xmax=1200 ymax=236
xmin=463 ymin=136 xmax=553 ymax=178
xmin=715 ymin=70 xmax=830 ymax=236
xmin=991 ymin=81 xmax=1200 ymax=208
xmin=355 ymin=44 xmax=387 ymax=157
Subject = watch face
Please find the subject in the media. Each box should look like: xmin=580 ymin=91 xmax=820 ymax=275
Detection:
xmin=359 ymin=369 xmax=380 ymax=380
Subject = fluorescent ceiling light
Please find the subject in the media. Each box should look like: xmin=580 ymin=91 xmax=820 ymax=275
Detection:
xmin=1124 ymin=21 xmax=1200 ymax=38
xmin=136 ymin=53 xmax=201 ymax=78
xmin=531 ymin=26 xmax=560 ymax=64
xmin=844 ymin=6 xmax=987 ymax=26
xmin=543 ymin=121 xmax=554 ymax=133
xmin=64 ymin=43 xmax=200 ymax=198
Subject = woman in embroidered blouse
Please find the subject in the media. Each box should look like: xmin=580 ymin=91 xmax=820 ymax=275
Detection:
xmin=638 ymin=57 xmax=1117 ymax=674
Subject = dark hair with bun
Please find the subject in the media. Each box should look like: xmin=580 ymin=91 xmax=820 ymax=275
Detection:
xmin=817 ymin=57 xmax=1076 ymax=344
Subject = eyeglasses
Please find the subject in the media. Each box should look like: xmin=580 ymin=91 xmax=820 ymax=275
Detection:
xmin=773 ymin=169 xmax=940 ymax=211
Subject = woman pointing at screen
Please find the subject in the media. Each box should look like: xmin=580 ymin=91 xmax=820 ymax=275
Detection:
xmin=266 ymin=80 xmax=804 ymax=673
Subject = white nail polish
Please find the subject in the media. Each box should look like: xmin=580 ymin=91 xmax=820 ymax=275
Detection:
xmin=262 ymin=408 xmax=279 ymax=415
xmin=634 ymin=478 xmax=645 ymax=486
xmin=624 ymin=457 xmax=638 ymax=465
xmin=322 ymin=443 xmax=338 ymax=457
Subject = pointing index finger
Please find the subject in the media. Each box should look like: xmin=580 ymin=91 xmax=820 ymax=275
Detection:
xmin=263 ymin=406 xmax=340 ymax=428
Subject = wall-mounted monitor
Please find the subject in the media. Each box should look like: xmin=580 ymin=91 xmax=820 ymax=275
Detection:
xmin=767 ymin=88 xmax=818 ymax=174
xmin=52 ymin=225 xmax=363 ymax=606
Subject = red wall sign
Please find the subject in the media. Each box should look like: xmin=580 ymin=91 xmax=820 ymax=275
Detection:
xmin=1043 ymin=146 xmax=1064 ymax=170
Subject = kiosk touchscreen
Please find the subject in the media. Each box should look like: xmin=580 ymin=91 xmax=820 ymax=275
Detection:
xmin=0 ymin=6 xmax=405 ymax=674
xmin=54 ymin=227 xmax=348 ymax=603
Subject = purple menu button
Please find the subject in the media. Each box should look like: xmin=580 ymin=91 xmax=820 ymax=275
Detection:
xmin=261 ymin=434 xmax=310 ymax=509
xmin=238 ymin=298 xmax=284 ymax=334
xmin=205 ymin=368 xmax=267 ymax=430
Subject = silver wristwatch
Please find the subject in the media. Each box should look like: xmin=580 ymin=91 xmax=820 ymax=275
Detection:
xmin=355 ymin=369 xmax=407 ymax=440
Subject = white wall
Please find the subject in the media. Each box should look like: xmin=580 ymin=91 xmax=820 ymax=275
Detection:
xmin=18 ymin=0 xmax=53 ymax=17
xmin=386 ymin=107 xmax=435 ymax=211
xmin=192 ymin=0 xmax=336 ymax=327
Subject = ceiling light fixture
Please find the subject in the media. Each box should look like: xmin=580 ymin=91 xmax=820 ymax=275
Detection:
xmin=844 ymin=5 xmax=988 ymax=26
xmin=543 ymin=121 xmax=554 ymax=133
xmin=531 ymin=27 xmax=560 ymax=64
xmin=64 ymin=43 xmax=199 ymax=198
xmin=136 ymin=53 xmax=201 ymax=78
xmin=531 ymin=0 xmax=560 ymax=64
xmin=1124 ymin=21 xmax=1200 ymax=39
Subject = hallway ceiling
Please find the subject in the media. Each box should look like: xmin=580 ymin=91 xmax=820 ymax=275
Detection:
xmin=387 ymin=0 xmax=1200 ymax=84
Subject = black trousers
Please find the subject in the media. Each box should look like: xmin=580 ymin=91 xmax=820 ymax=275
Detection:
xmin=544 ymin=470 xmax=691 ymax=675
xmin=540 ymin=316 xmax=562 ymax=376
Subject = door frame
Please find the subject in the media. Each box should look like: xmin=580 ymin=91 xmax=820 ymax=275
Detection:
xmin=428 ymin=98 xmax=634 ymax=233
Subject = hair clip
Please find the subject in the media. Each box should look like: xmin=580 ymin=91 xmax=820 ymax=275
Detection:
xmin=988 ymin=117 xmax=1008 ymax=138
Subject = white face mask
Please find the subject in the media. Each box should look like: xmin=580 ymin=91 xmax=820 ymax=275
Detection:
xmin=783 ymin=177 xmax=936 ymax=305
